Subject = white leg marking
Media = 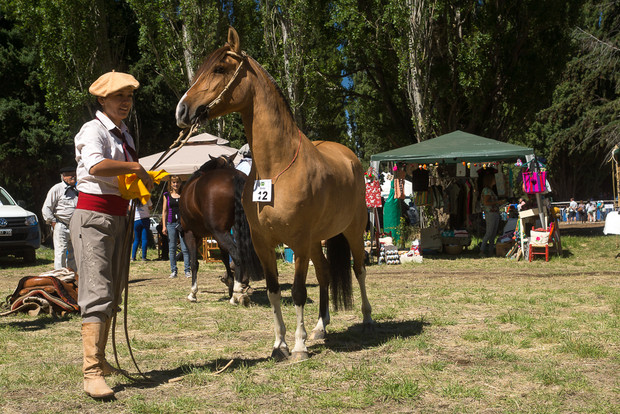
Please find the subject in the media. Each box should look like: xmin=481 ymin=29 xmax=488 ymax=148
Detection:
xmin=267 ymin=290 xmax=287 ymax=351
xmin=293 ymin=305 xmax=308 ymax=354
xmin=357 ymin=268 xmax=373 ymax=325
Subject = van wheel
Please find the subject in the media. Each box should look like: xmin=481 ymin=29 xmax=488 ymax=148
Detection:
xmin=23 ymin=248 xmax=36 ymax=264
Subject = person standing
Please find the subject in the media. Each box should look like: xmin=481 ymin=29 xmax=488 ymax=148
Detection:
xmin=479 ymin=173 xmax=504 ymax=257
xmin=42 ymin=166 xmax=78 ymax=270
xmin=578 ymin=200 xmax=587 ymax=223
xmin=132 ymin=199 xmax=152 ymax=261
xmin=70 ymin=71 xmax=153 ymax=399
xmin=162 ymin=175 xmax=190 ymax=278
xmin=568 ymin=198 xmax=578 ymax=223
xmin=587 ymin=199 xmax=597 ymax=222
xmin=235 ymin=144 xmax=252 ymax=176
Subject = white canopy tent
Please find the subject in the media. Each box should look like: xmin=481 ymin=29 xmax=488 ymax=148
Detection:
xmin=139 ymin=132 xmax=242 ymax=180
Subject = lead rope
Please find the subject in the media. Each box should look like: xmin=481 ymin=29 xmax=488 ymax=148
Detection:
xmin=111 ymin=121 xmax=199 ymax=383
xmin=273 ymin=129 xmax=302 ymax=184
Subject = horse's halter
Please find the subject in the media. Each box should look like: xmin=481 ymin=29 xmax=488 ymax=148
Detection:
xmin=202 ymin=50 xmax=248 ymax=113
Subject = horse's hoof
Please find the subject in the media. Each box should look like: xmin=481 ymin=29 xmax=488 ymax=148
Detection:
xmin=270 ymin=347 xmax=290 ymax=362
xmin=309 ymin=329 xmax=326 ymax=341
xmin=187 ymin=294 xmax=197 ymax=303
xmin=291 ymin=351 xmax=309 ymax=361
xmin=230 ymin=293 xmax=251 ymax=307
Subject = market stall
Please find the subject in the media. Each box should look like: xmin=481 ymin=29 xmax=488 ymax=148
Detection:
xmin=367 ymin=130 xmax=553 ymax=261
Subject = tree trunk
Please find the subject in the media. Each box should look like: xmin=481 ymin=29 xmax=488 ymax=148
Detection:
xmin=404 ymin=0 xmax=436 ymax=142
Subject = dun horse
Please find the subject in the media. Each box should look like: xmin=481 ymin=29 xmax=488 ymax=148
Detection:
xmin=176 ymin=27 xmax=373 ymax=360
xmin=180 ymin=154 xmax=263 ymax=304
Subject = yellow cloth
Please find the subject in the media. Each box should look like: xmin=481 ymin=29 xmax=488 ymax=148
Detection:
xmin=118 ymin=170 xmax=169 ymax=204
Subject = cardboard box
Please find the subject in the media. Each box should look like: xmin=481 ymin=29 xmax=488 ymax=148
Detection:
xmin=519 ymin=208 xmax=539 ymax=218
xmin=495 ymin=241 xmax=515 ymax=257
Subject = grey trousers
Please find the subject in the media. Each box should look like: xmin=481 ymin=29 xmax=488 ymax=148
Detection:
xmin=481 ymin=212 xmax=500 ymax=253
xmin=70 ymin=209 xmax=130 ymax=323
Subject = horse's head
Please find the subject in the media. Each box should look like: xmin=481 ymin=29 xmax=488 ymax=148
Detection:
xmin=176 ymin=27 xmax=249 ymax=128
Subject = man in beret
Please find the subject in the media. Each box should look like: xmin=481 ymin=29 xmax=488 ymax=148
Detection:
xmin=70 ymin=71 xmax=153 ymax=399
xmin=42 ymin=165 xmax=78 ymax=270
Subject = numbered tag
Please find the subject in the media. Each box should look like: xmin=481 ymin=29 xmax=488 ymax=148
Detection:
xmin=252 ymin=179 xmax=273 ymax=203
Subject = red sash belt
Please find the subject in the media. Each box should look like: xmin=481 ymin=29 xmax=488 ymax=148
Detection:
xmin=77 ymin=193 xmax=128 ymax=216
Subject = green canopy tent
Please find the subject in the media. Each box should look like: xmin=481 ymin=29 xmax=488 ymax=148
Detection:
xmin=368 ymin=131 xmax=538 ymax=252
xmin=370 ymin=130 xmax=534 ymax=164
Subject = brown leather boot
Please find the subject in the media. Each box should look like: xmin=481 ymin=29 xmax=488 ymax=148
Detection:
xmin=99 ymin=318 xmax=120 ymax=376
xmin=82 ymin=322 xmax=114 ymax=398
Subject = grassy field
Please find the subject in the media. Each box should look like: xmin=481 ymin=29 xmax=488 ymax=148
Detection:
xmin=0 ymin=222 xmax=618 ymax=413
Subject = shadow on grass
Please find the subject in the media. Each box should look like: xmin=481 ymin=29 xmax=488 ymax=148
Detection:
xmin=112 ymin=319 xmax=427 ymax=393
xmin=0 ymin=256 xmax=53 ymax=268
xmin=319 ymin=318 xmax=428 ymax=353
xmin=113 ymin=358 xmax=270 ymax=392
xmin=3 ymin=314 xmax=74 ymax=331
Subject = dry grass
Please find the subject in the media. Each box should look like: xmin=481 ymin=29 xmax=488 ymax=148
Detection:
xmin=0 ymin=224 xmax=618 ymax=413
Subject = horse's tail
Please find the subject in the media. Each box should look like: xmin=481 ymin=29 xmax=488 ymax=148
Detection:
xmin=327 ymin=233 xmax=353 ymax=311
xmin=233 ymin=174 xmax=264 ymax=281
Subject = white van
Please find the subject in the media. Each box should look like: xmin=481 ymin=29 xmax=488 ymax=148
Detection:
xmin=0 ymin=186 xmax=41 ymax=263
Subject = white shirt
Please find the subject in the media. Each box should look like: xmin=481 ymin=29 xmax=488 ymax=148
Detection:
xmin=569 ymin=200 xmax=578 ymax=211
xmin=74 ymin=110 xmax=137 ymax=196
xmin=42 ymin=180 xmax=78 ymax=225
xmin=235 ymin=158 xmax=252 ymax=176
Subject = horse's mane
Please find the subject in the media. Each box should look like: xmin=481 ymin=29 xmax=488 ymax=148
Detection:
xmin=187 ymin=156 xmax=235 ymax=184
xmin=246 ymin=55 xmax=296 ymax=121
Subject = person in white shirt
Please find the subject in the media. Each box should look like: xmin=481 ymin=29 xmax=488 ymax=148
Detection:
xmin=69 ymin=71 xmax=153 ymax=399
xmin=235 ymin=143 xmax=252 ymax=176
xmin=568 ymin=198 xmax=578 ymax=222
xmin=42 ymin=166 xmax=78 ymax=270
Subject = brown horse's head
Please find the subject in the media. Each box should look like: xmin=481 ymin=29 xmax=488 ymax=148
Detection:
xmin=176 ymin=27 xmax=249 ymax=128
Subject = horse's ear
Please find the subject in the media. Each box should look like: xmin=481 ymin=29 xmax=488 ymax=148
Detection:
xmin=227 ymin=26 xmax=241 ymax=54
xmin=209 ymin=155 xmax=216 ymax=161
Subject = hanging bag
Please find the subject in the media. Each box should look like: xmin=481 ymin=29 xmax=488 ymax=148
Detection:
xmin=522 ymin=170 xmax=547 ymax=194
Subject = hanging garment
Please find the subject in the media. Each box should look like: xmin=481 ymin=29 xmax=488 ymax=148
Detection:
xmin=365 ymin=180 xmax=382 ymax=208
xmin=414 ymin=191 xmax=430 ymax=206
xmin=383 ymin=181 xmax=401 ymax=244
xmin=411 ymin=168 xmax=430 ymax=191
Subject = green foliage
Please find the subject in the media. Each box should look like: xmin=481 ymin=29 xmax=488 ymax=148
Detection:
xmin=0 ymin=0 xmax=615 ymax=204
xmin=525 ymin=0 xmax=619 ymax=199
xmin=0 ymin=15 xmax=73 ymax=211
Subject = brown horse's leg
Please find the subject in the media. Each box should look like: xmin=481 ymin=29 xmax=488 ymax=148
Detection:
xmin=255 ymin=245 xmax=289 ymax=360
xmin=309 ymin=242 xmax=330 ymax=341
xmin=184 ymin=230 xmax=200 ymax=302
xmin=291 ymin=252 xmax=311 ymax=361
xmin=344 ymin=224 xmax=374 ymax=330
xmin=212 ymin=230 xmax=248 ymax=305
xmin=219 ymin=250 xmax=234 ymax=298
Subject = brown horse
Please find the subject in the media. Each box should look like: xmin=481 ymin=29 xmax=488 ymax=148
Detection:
xmin=176 ymin=27 xmax=373 ymax=360
xmin=180 ymin=154 xmax=263 ymax=304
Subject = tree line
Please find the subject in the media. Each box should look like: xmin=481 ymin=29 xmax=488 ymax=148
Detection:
xmin=0 ymin=0 xmax=618 ymax=214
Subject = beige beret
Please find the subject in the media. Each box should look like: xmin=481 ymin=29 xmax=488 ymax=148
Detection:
xmin=89 ymin=71 xmax=140 ymax=97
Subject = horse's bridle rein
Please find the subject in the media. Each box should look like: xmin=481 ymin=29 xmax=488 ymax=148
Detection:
xmin=201 ymin=49 xmax=302 ymax=183
xmin=108 ymin=50 xmax=250 ymax=386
